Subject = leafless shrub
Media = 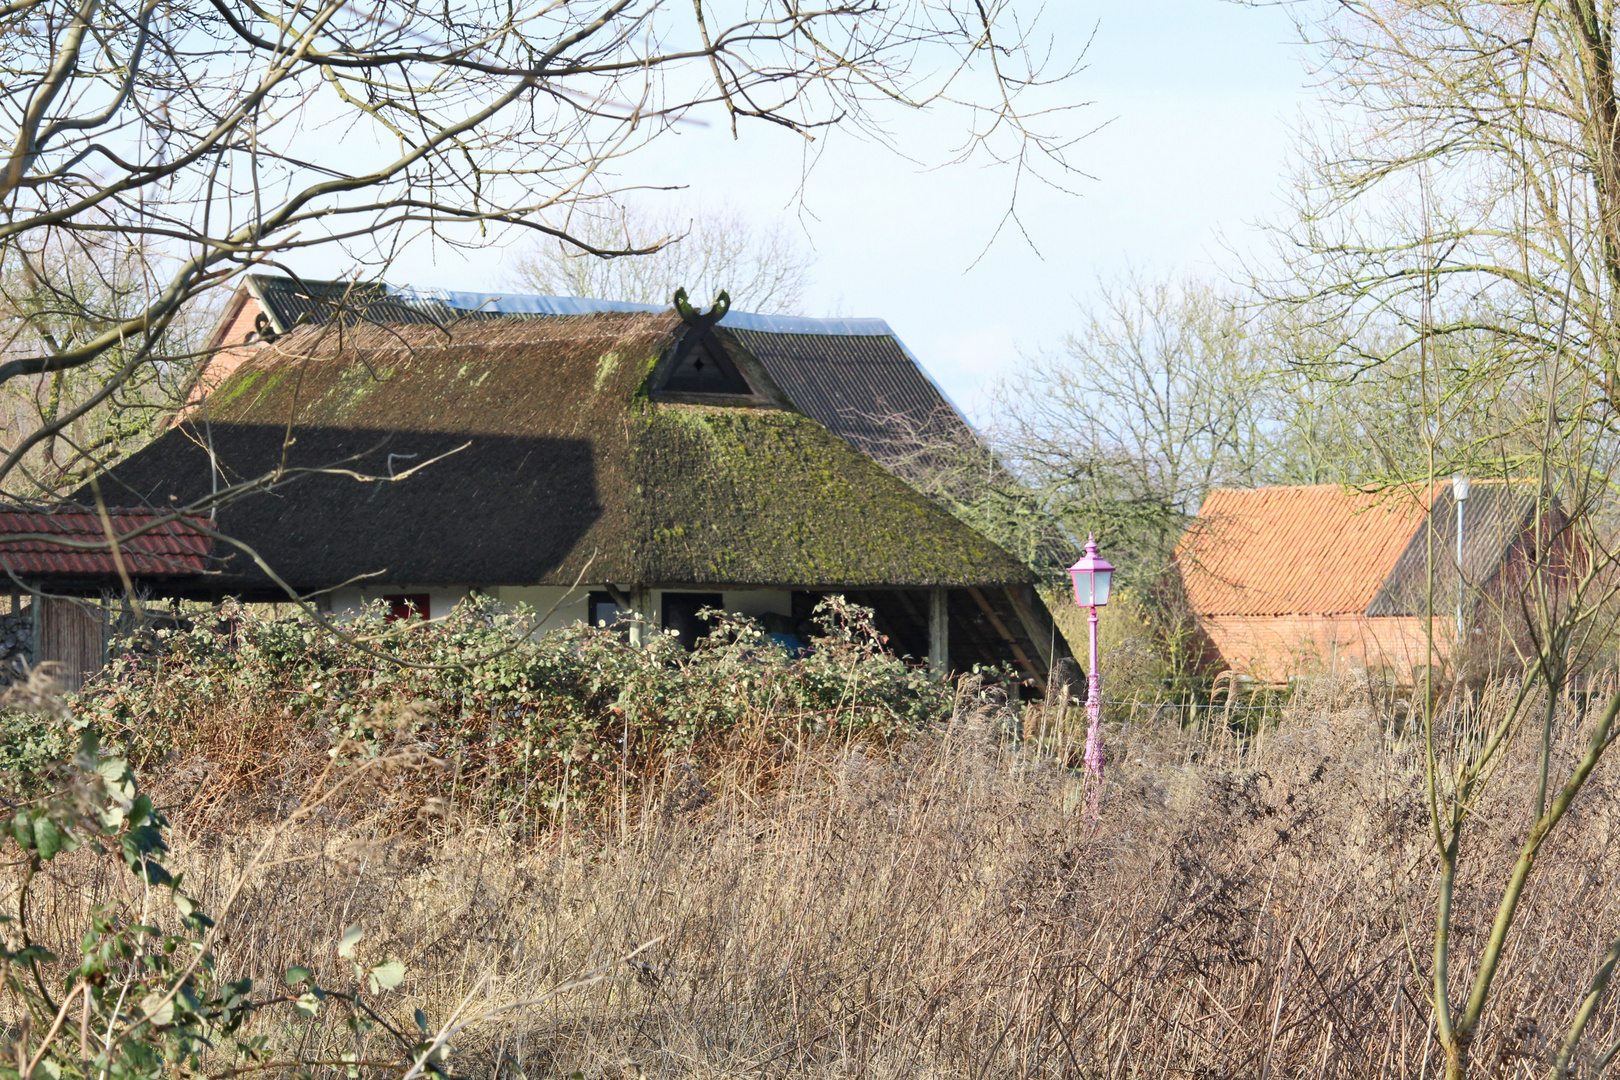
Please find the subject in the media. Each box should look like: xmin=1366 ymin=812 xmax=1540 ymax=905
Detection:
xmin=15 ymin=671 xmax=1620 ymax=1077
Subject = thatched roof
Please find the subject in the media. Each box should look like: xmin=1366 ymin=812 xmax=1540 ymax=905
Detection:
xmin=227 ymin=275 xmax=985 ymax=478
xmin=93 ymin=312 xmax=1033 ymax=593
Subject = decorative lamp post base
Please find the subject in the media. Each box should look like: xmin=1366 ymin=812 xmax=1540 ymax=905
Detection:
xmin=1083 ymin=605 xmax=1104 ymax=819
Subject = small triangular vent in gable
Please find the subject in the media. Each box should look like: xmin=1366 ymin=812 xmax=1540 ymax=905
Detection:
xmin=662 ymin=328 xmax=753 ymax=395
xmin=650 ymin=287 xmax=787 ymax=405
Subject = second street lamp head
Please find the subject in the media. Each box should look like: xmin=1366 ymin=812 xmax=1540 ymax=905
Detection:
xmin=1069 ymin=533 xmax=1115 ymax=609
xmin=1453 ymin=474 xmax=1471 ymax=501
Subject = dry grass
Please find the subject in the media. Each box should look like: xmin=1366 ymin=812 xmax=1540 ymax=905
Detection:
xmin=19 ymin=674 xmax=1620 ymax=1079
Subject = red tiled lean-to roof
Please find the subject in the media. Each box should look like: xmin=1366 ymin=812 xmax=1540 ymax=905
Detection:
xmin=0 ymin=510 xmax=211 ymax=577
xmin=1178 ymin=485 xmax=1435 ymax=617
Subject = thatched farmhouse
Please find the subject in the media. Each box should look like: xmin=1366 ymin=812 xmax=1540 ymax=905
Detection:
xmin=1177 ymin=482 xmax=1556 ymax=683
xmin=69 ymin=276 xmax=1068 ymax=687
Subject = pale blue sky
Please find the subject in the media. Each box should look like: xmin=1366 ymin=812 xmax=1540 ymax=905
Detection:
xmin=393 ymin=1 xmax=1315 ymax=421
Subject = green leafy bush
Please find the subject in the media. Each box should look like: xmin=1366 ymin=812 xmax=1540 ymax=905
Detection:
xmin=76 ymin=595 xmax=952 ymax=815
xmin=0 ymin=734 xmax=280 ymax=1080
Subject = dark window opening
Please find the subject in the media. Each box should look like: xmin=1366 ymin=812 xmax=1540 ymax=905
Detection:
xmin=661 ymin=330 xmax=752 ymax=395
xmin=586 ymin=590 xmax=623 ymax=628
xmin=384 ymin=594 xmax=430 ymax=622
xmin=662 ymin=592 xmax=724 ymax=651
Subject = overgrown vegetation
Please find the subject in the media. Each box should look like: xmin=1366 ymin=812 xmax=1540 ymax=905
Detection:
xmin=10 ymin=652 xmax=1620 ymax=1079
xmin=0 ymin=669 xmax=591 ymax=1080
xmin=74 ymin=596 xmax=952 ymax=822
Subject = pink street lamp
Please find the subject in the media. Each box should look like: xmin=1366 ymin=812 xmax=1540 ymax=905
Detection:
xmin=1068 ymin=534 xmax=1114 ymax=793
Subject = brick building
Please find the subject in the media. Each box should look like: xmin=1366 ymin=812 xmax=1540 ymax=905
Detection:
xmin=1176 ymin=482 xmax=1553 ymax=683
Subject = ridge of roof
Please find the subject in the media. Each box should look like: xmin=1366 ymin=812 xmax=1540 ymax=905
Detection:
xmin=388 ymin=284 xmax=907 ymax=338
xmin=248 ymin=275 xmax=913 ymax=338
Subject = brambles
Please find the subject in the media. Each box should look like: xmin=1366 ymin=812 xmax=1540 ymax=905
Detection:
xmin=30 ymin=668 xmax=1619 ymax=1079
xmin=75 ymin=595 xmax=954 ymax=822
xmin=0 ymin=729 xmax=314 ymax=1080
xmin=0 ymin=700 xmax=639 ymax=1080
xmin=9 ymin=627 xmax=1620 ymax=1077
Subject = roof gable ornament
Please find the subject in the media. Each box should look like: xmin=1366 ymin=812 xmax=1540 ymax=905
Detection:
xmin=656 ymin=287 xmax=759 ymax=399
xmin=673 ymin=287 xmax=730 ymax=328
xmin=253 ymin=311 xmax=279 ymax=343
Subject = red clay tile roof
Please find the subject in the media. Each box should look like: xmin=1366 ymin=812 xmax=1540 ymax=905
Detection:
xmin=0 ymin=510 xmax=211 ymax=577
xmin=1178 ymin=485 xmax=1435 ymax=616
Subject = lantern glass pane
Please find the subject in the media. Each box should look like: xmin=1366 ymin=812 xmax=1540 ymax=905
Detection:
xmin=1093 ymin=569 xmax=1112 ymax=607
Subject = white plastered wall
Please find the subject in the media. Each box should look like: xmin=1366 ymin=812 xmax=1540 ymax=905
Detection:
xmin=327 ymin=586 xmax=472 ymax=621
xmin=489 ymin=586 xmax=593 ymax=634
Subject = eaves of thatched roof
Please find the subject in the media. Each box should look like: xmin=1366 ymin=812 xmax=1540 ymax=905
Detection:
xmin=93 ymin=312 xmax=1033 ymax=592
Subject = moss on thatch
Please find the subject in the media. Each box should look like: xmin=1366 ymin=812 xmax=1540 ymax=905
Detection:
xmin=93 ymin=314 xmax=1031 ymax=590
xmin=632 ymin=406 xmax=1027 ymax=586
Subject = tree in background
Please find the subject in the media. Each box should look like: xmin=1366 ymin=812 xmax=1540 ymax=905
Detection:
xmin=506 ymin=203 xmax=813 ymax=315
xmin=988 ymin=277 xmax=1273 ymax=580
xmin=0 ymin=0 xmax=1082 ymax=513
xmin=970 ymin=274 xmax=1518 ymax=584
xmin=1252 ymin=4 xmax=1620 ymax=1076
xmin=1265 ymin=1 xmax=1615 ymax=474
xmin=977 ymin=277 xmax=1427 ymax=575
xmin=0 ymin=233 xmax=215 ymax=495
xmin=930 ymin=273 xmax=1505 ymax=695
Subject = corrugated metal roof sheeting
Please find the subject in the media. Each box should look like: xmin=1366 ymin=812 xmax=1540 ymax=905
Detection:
xmin=0 ymin=511 xmax=211 ymax=576
xmin=1366 ymin=483 xmax=1542 ymax=616
xmin=249 ymin=277 xmax=509 ymax=332
xmin=262 ymin=279 xmax=932 ymax=340
xmin=729 ymin=329 xmax=976 ymax=466
xmin=390 ymin=286 xmax=664 ymax=317
xmin=387 ymin=285 xmax=912 ymax=338
xmin=249 ymin=277 xmax=435 ymax=331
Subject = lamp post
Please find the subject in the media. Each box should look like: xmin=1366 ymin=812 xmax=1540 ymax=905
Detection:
xmin=1452 ymin=474 xmax=1470 ymax=643
xmin=1068 ymin=534 xmax=1114 ymax=790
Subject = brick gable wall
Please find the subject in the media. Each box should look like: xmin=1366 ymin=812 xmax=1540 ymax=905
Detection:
xmin=1201 ymin=613 xmax=1450 ymax=683
xmin=180 ymin=294 xmax=265 ymax=417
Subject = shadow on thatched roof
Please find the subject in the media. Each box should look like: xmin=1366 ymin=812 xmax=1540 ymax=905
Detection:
xmin=89 ymin=312 xmax=1033 ymax=593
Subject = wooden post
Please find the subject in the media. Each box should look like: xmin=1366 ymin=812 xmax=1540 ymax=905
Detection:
xmin=629 ymin=587 xmax=652 ymax=647
xmin=1003 ymin=584 xmax=1057 ymax=672
xmin=928 ymin=588 xmax=948 ymax=672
